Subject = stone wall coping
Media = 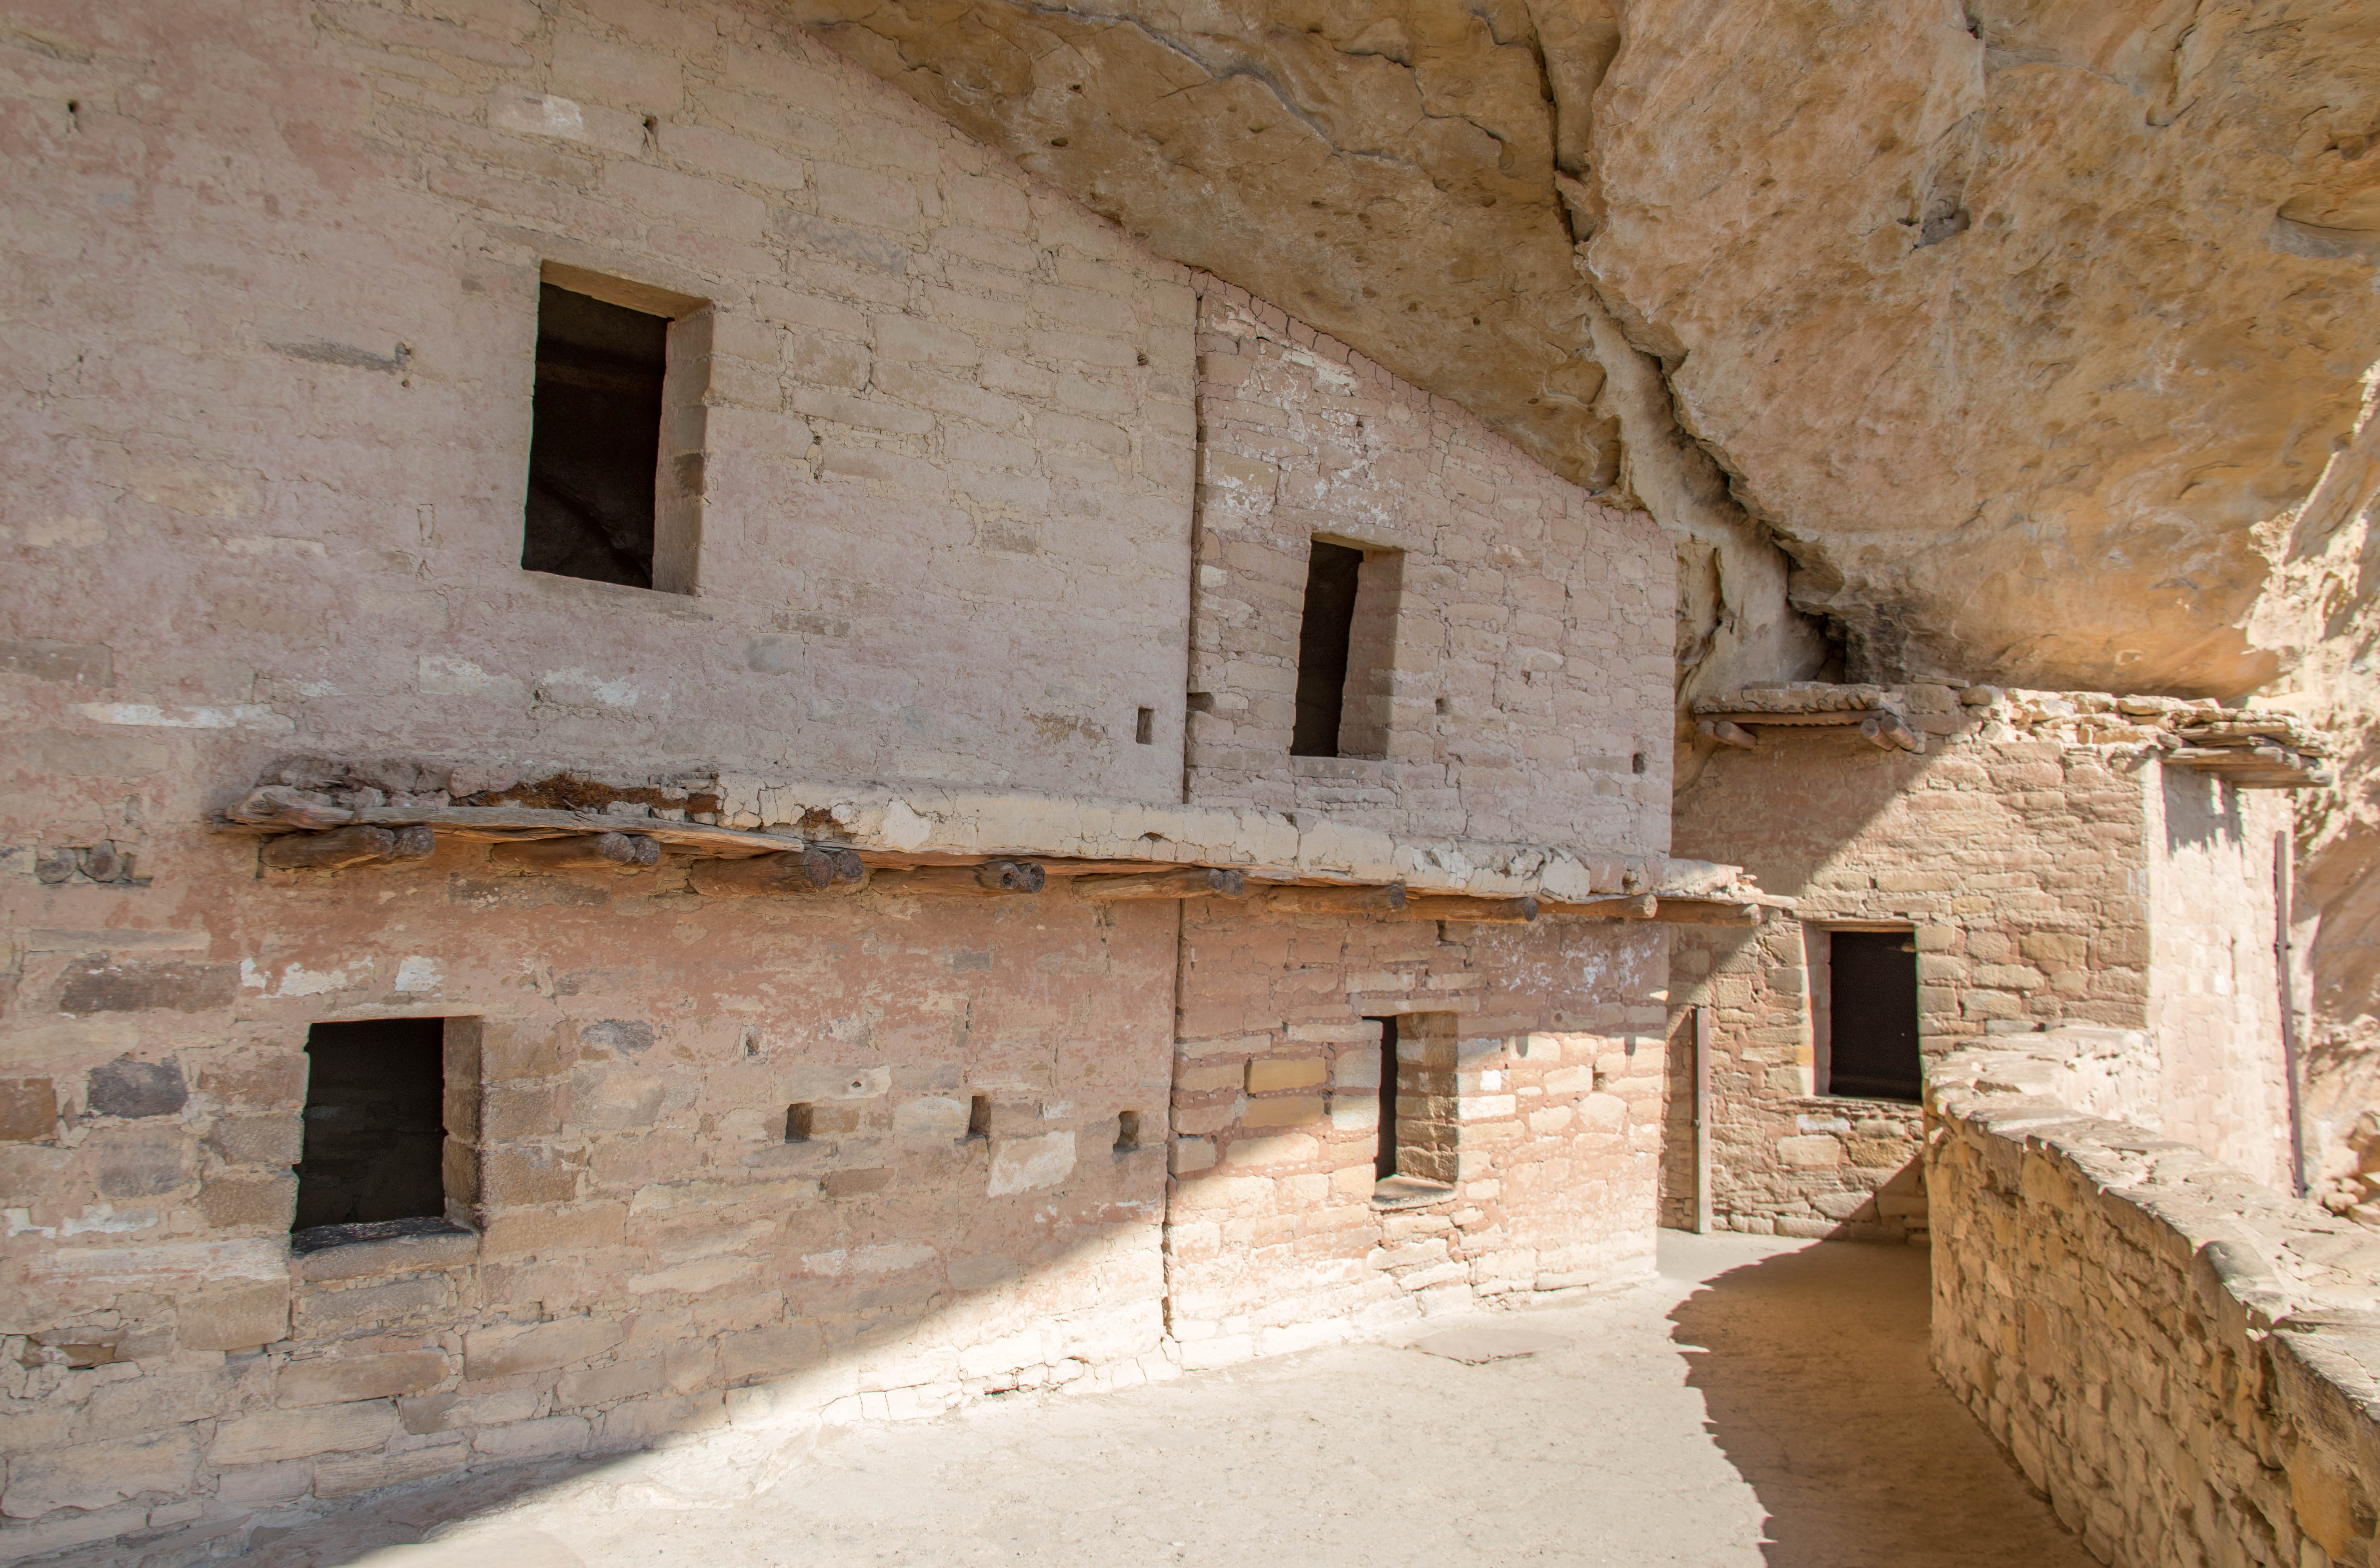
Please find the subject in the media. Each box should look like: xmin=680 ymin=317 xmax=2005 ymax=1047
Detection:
xmin=1929 ymin=1041 xmax=2380 ymax=1495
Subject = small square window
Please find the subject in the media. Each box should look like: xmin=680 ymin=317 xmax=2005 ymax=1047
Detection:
xmin=293 ymin=1018 xmax=461 ymax=1245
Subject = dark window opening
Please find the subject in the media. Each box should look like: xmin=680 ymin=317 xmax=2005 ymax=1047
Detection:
xmin=524 ymin=282 xmax=668 ymax=589
xmin=1292 ymin=541 xmax=1365 ymax=756
xmin=966 ymin=1093 xmax=991 ymax=1141
xmin=1374 ymin=1015 xmax=1400 ymax=1181
xmin=1114 ymin=1109 xmax=1141 ymax=1152
xmin=1824 ymin=930 xmax=1922 ymax=1101
xmin=1135 ymin=707 xmax=1155 ymax=745
xmin=786 ymin=1103 xmax=816 ymax=1142
xmin=1372 ymin=1012 xmax=1458 ymax=1202
xmin=294 ymin=1019 xmax=448 ymax=1237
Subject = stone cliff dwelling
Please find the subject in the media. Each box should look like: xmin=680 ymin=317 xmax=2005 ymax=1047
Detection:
xmin=3 ymin=2 xmax=2378 ymax=1566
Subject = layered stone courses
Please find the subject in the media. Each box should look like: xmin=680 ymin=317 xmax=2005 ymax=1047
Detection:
xmin=1929 ymin=1040 xmax=2380 ymax=1568
xmin=1665 ymin=683 xmax=2295 ymax=1243
xmin=0 ymin=0 xmax=1676 ymax=1555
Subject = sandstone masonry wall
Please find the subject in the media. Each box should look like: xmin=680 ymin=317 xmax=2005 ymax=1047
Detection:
xmin=1183 ymin=280 xmax=1672 ymax=852
xmin=0 ymin=0 xmax=1678 ymax=1555
xmin=1929 ymin=1041 xmax=2380 ymax=1568
xmin=1164 ymin=906 xmax=1670 ymax=1361
xmin=1662 ymin=686 xmax=2293 ymax=1239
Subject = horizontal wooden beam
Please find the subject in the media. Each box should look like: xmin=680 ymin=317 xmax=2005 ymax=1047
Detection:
xmin=491 ymin=832 xmax=659 ymax=872
xmin=1265 ymin=884 xmax=1407 ymax=915
xmin=879 ymin=861 xmax=1048 ymax=897
xmin=1393 ymin=895 xmax=1538 ymax=924
xmin=1540 ymin=894 xmax=1657 ymax=920
xmin=260 ymin=824 xmax=434 ymax=871
xmin=1652 ymin=898 xmax=1762 ymax=927
xmin=1074 ymin=866 xmax=1247 ymax=902
xmin=689 ymin=847 xmax=865 ymax=898
xmin=1696 ymin=719 xmax=1758 ymax=749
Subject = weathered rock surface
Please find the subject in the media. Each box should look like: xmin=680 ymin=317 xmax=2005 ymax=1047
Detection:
xmin=795 ymin=0 xmax=2380 ymax=1202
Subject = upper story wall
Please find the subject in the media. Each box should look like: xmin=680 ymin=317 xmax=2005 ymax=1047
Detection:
xmin=3 ymin=0 xmax=1195 ymax=814
xmin=1182 ymin=280 xmax=1672 ymax=856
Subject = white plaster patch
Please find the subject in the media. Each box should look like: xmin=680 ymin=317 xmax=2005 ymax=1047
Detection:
xmin=490 ymin=89 xmax=588 ymax=141
xmin=987 ymin=1131 xmax=1076 ymax=1196
xmin=393 ymin=956 xmax=443 ymax=993
xmin=540 ymin=667 xmax=641 ymax=706
xmin=73 ymin=703 xmax=293 ymax=731
xmin=803 ymin=1243 xmax=939 ymax=1276
xmin=418 ymin=656 xmax=508 ymax=696
xmin=879 ymin=798 xmax=932 ymax=851
xmin=217 ymin=534 xmax=327 ymax=558
xmin=61 ymin=1205 xmax=157 ymax=1237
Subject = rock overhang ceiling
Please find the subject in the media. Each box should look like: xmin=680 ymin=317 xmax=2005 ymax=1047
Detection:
xmin=787 ymin=0 xmax=2380 ymax=702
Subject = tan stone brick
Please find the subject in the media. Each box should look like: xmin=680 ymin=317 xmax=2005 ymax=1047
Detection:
xmin=1241 ymin=1095 xmax=1324 ymax=1129
xmin=1 ymin=1428 xmax=200 ymax=1516
xmin=1245 ymin=1056 xmax=1325 ymax=1092
xmin=178 ymin=1281 xmax=289 ymax=1353
xmin=210 ymin=1401 xmax=394 ymax=1467
xmin=463 ymin=1316 xmax=627 ymax=1380
xmin=277 ymin=1351 xmax=451 ymax=1407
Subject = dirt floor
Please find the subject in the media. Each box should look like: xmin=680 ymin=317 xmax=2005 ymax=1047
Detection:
xmin=225 ymin=1232 xmax=2091 ymax=1568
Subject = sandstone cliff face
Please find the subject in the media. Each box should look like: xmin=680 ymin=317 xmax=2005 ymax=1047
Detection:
xmin=793 ymin=0 xmax=2380 ymax=1183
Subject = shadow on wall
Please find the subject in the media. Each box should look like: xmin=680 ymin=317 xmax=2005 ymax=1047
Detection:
xmin=1667 ymin=1242 xmax=2094 ymax=1568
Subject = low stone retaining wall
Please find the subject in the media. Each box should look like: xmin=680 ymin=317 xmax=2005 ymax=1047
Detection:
xmin=1928 ymin=1042 xmax=2380 ymax=1568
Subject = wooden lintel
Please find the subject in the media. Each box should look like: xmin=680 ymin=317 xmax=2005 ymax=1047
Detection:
xmin=491 ymin=832 xmax=660 ymax=872
xmin=1394 ymin=894 xmax=1538 ymax=924
xmin=1652 ymin=898 xmax=1762 ymax=927
xmin=260 ymin=824 xmax=434 ymax=871
xmin=1859 ymin=713 xmax=1924 ymax=753
xmin=1264 ymin=884 xmax=1407 ymax=915
xmin=689 ymin=848 xmax=864 ymax=898
xmin=1074 ymin=867 xmax=1248 ymax=902
xmin=1540 ymin=894 xmax=1657 ymax=920
xmin=881 ymin=861 xmax=1046 ymax=897
xmin=1697 ymin=719 xmax=1758 ymax=750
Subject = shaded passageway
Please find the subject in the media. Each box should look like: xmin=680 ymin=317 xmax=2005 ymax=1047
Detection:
xmin=225 ymin=1235 xmax=2091 ymax=1567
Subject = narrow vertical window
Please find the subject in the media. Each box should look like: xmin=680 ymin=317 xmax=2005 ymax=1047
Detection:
xmin=1292 ymin=540 xmax=1402 ymax=758
xmin=1820 ymin=929 xmax=1922 ymax=1101
xmin=1371 ymin=1012 xmax=1457 ymax=1202
xmin=1373 ymin=1015 xmax=1401 ymax=1181
xmin=524 ymin=284 xmax=668 ymax=588
xmin=522 ymin=268 xmax=710 ymax=594
xmin=1292 ymin=542 xmax=1363 ymax=756
xmin=293 ymin=1018 xmax=452 ymax=1245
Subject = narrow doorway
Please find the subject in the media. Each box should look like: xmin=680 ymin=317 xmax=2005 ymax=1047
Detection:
xmin=294 ymin=1018 xmax=451 ymax=1239
xmin=1820 ymin=929 xmax=1922 ymax=1101
xmin=1374 ymin=1014 xmax=1400 ymax=1181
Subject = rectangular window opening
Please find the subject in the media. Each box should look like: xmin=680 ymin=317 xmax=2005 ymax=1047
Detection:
xmin=1372 ymin=1012 xmax=1458 ymax=1205
xmin=1114 ymin=1109 xmax=1141 ymax=1153
xmin=1135 ymin=707 xmax=1156 ymax=745
xmin=1292 ymin=540 xmax=1402 ymax=759
xmin=294 ymin=1018 xmax=465 ymax=1249
xmin=1818 ymin=928 xmax=1922 ymax=1102
xmin=523 ymin=273 xmax=708 ymax=593
xmin=966 ymin=1093 xmax=991 ymax=1142
xmin=786 ymin=1103 xmax=816 ymax=1142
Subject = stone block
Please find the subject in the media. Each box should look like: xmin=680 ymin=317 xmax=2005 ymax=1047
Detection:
xmin=0 ymin=1080 xmax=56 ymax=1142
xmin=178 ymin=1281 xmax=290 ymax=1352
xmin=471 ymin=1414 xmax=591 ymax=1463
xmin=312 ymin=1442 xmax=466 ymax=1499
xmin=479 ymin=1202 xmax=627 ymax=1257
xmin=1776 ymin=1136 xmax=1841 ymax=1169
xmin=209 ymin=1401 xmax=395 ymax=1467
xmin=463 ymin=1316 xmax=627 ymax=1380
xmin=277 ymin=1351 xmax=451 ymax=1408
xmin=1242 ymin=1095 xmax=1324 ymax=1128
xmin=1245 ymin=1056 xmax=1326 ymax=1092
xmin=1 ymin=1428 xmax=200 ymax=1516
